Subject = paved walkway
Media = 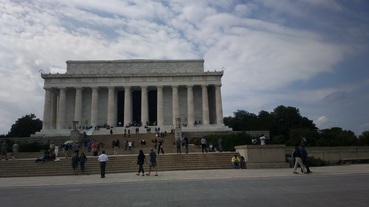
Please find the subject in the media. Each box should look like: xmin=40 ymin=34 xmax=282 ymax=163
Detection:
xmin=1 ymin=164 xmax=368 ymax=187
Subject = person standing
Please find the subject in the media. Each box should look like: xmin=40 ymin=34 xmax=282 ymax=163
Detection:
xmin=158 ymin=139 xmax=164 ymax=155
xmin=176 ymin=138 xmax=182 ymax=154
xmin=201 ymin=137 xmax=208 ymax=153
xmin=80 ymin=153 xmax=88 ymax=173
xmin=184 ymin=137 xmax=189 ymax=154
xmin=259 ymin=134 xmax=266 ymax=145
xmin=146 ymin=148 xmax=158 ymax=176
xmin=0 ymin=141 xmax=8 ymax=161
xmin=73 ymin=142 xmax=80 ymax=156
xmin=136 ymin=150 xmax=147 ymax=176
xmin=12 ymin=142 xmax=19 ymax=160
xmin=293 ymin=144 xmax=305 ymax=174
xmin=54 ymin=145 xmax=59 ymax=158
xmin=218 ymin=137 xmax=223 ymax=152
xmin=98 ymin=151 xmax=109 ymax=178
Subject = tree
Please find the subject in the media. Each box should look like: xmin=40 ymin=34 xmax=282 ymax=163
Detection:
xmin=288 ymin=128 xmax=320 ymax=146
xmin=224 ymin=110 xmax=257 ymax=131
xmin=358 ymin=131 xmax=369 ymax=146
xmin=317 ymin=127 xmax=358 ymax=146
xmin=271 ymin=105 xmax=316 ymax=138
xmin=7 ymin=114 xmax=42 ymax=137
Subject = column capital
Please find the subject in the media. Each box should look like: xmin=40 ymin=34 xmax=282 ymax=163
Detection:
xmin=186 ymin=85 xmax=194 ymax=88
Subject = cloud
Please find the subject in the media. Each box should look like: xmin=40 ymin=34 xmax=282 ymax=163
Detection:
xmin=323 ymin=91 xmax=348 ymax=102
xmin=0 ymin=0 xmax=368 ymax=135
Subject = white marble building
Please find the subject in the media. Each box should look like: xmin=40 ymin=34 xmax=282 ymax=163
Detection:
xmin=38 ymin=59 xmax=231 ymax=136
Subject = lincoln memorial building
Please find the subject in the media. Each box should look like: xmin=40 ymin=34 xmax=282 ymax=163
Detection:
xmin=38 ymin=59 xmax=231 ymax=136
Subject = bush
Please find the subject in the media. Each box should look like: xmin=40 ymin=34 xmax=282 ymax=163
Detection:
xmin=308 ymin=156 xmax=327 ymax=167
xmin=19 ymin=142 xmax=48 ymax=152
xmin=191 ymin=132 xmax=252 ymax=151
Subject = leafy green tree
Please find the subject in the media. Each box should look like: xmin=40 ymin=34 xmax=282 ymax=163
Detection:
xmin=358 ymin=131 xmax=369 ymax=146
xmin=7 ymin=114 xmax=42 ymax=137
xmin=317 ymin=127 xmax=358 ymax=146
xmin=271 ymin=105 xmax=316 ymax=138
xmin=224 ymin=110 xmax=257 ymax=131
xmin=288 ymin=128 xmax=320 ymax=146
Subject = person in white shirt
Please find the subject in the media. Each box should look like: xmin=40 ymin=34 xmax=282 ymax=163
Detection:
xmin=98 ymin=151 xmax=109 ymax=178
xmin=260 ymin=135 xmax=266 ymax=145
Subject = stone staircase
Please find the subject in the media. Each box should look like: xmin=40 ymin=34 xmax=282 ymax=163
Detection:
xmin=0 ymin=152 xmax=236 ymax=177
xmin=0 ymin=133 xmax=238 ymax=177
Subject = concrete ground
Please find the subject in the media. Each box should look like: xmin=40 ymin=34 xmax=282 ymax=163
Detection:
xmin=0 ymin=164 xmax=368 ymax=207
xmin=0 ymin=164 xmax=368 ymax=187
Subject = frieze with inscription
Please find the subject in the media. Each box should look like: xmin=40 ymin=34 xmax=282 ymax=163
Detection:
xmin=66 ymin=59 xmax=204 ymax=74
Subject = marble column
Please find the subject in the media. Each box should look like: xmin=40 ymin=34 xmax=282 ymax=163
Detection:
xmin=157 ymin=86 xmax=164 ymax=126
xmin=74 ymin=87 xmax=82 ymax=126
xmin=187 ymin=85 xmax=195 ymax=127
xmin=124 ymin=86 xmax=131 ymax=126
xmin=172 ymin=85 xmax=179 ymax=126
xmin=91 ymin=87 xmax=99 ymax=127
xmin=141 ymin=86 xmax=148 ymax=126
xmin=201 ymin=85 xmax=210 ymax=125
xmin=42 ymin=88 xmax=51 ymax=130
xmin=50 ymin=91 xmax=57 ymax=129
xmin=215 ymin=84 xmax=224 ymax=125
xmin=57 ymin=87 xmax=66 ymax=129
xmin=107 ymin=87 xmax=115 ymax=127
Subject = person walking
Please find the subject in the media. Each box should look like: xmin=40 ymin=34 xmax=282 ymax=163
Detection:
xmin=80 ymin=153 xmax=88 ymax=173
xmin=146 ymin=148 xmax=158 ymax=176
xmin=12 ymin=142 xmax=19 ymax=160
xmin=71 ymin=152 xmax=80 ymax=175
xmin=300 ymin=145 xmax=312 ymax=174
xmin=98 ymin=151 xmax=108 ymax=178
xmin=293 ymin=144 xmax=305 ymax=174
xmin=136 ymin=150 xmax=147 ymax=176
xmin=201 ymin=137 xmax=208 ymax=153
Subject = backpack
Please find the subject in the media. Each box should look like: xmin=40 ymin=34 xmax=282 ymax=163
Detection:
xmin=292 ymin=148 xmax=301 ymax=157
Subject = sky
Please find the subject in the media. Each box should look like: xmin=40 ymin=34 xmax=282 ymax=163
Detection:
xmin=0 ymin=0 xmax=368 ymax=136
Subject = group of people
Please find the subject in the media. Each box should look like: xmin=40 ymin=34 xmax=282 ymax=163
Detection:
xmin=97 ymin=148 xmax=159 ymax=178
xmin=192 ymin=137 xmax=223 ymax=153
xmin=0 ymin=140 xmax=19 ymax=160
xmin=71 ymin=152 xmax=88 ymax=174
xmin=292 ymin=143 xmax=312 ymax=174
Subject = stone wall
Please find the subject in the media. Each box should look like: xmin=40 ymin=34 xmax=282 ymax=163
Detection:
xmin=285 ymin=147 xmax=369 ymax=163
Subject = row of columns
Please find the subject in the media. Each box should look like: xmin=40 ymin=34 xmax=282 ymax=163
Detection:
xmin=42 ymin=85 xmax=224 ymax=130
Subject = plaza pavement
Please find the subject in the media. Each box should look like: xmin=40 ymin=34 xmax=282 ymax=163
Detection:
xmin=0 ymin=163 xmax=368 ymax=187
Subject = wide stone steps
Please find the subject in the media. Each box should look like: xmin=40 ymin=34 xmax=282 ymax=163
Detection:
xmin=0 ymin=152 xmax=236 ymax=177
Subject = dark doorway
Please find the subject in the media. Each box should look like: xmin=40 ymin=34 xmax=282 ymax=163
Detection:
xmin=132 ymin=90 xmax=141 ymax=125
xmin=117 ymin=90 xmax=124 ymax=126
xmin=148 ymin=90 xmax=157 ymax=125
